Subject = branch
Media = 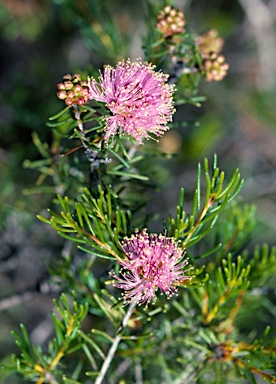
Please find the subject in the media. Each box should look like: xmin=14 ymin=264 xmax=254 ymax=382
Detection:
xmin=95 ymin=301 xmax=137 ymax=384
xmin=0 ymin=291 xmax=34 ymax=311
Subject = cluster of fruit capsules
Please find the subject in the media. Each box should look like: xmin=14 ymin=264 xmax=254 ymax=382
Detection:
xmin=57 ymin=74 xmax=91 ymax=106
xmin=155 ymin=5 xmax=185 ymax=38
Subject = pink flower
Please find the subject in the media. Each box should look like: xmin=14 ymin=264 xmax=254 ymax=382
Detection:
xmin=88 ymin=59 xmax=175 ymax=143
xmin=112 ymin=230 xmax=190 ymax=306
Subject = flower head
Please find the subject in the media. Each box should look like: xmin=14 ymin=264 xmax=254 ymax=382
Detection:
xmin=88 ymin=59 xmax=175 ymax=143
xmin=112 ymin=230 xmax=190 ymax=306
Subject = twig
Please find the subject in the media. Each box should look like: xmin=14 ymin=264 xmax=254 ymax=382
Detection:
xmin=127 ymin=141 xmax=140 ymax=160
xmin=0 ymin=291 xmax=34 ymax=311
xmin=108 ymin=359 xmax=132 ymax=384
xmin=78 ymin=227 xmax=121 ymax=260
xmin=135 ymin=358 xmax=143 ymax=384
xmin=73 ymin=107 xmax=111 ymax=172
xmin=182 ymin=197 xmax=214 ymax=249
xmin=95 ymin=300 xmax=137 ymax=384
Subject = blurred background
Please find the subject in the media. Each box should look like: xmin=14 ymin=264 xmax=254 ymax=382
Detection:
xmin=0 ymin=0 xmax=276 ymax=382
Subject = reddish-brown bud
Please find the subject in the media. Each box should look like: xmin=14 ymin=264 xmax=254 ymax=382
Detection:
xmin=76 ymin=97 xmax=85 ymax=105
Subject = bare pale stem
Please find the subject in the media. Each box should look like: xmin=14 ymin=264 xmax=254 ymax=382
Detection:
xmin=95 ymin=300 xmax=137 ymax=384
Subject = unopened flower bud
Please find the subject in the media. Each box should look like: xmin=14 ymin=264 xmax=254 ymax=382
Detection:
xmin=73 ymin=84 xmax=82 ymax=93
xmin=65 ymin=98 xmax=73 ymax=106
xmin=170 ymin=9 xmax=177 ymax=17
xmin=57 ymin=91 xmax=67 ymax=100
xmin=63 ymin=74 xmax=72 ymax=80
xmin=177 ymin=19 xmax=185 ymax=27
xmin=64 ymin=81 xmax=73 ymax=90
xmin=76 ymin=97 xmax=85 ymax=105
xmin=57 ymin=82 xmax=66 ymax=90
xmin=72 ymin=73 xmax=81 ymax=82
xmin=82 ymin=88 xmax=89 ymax=96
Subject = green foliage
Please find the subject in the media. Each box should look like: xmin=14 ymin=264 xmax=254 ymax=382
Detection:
xmin=194 ymin=253 xmax=251 ymax=324
xmin=52 ymin=0 xmax=129 ymax=64
xmin=38 ymin=185 xmax=131 ymax=260
xmin=9 ymin=152 xmax=275 ymax=383
xmin=210 ymin=198 xmax=257 ymax=260
xmin=165 ymin=155 xmax=243 ymax=249
xmin=247 ymin=244 xmax=276 ymax=287
xmin=7 ymin=293 xmax=89 ymax=383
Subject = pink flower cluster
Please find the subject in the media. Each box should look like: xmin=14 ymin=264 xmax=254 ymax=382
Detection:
xmin=112 ymin=230 xmax=190 ymax=306
xmin=88 ymin=59 xmax=175 ymax=143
